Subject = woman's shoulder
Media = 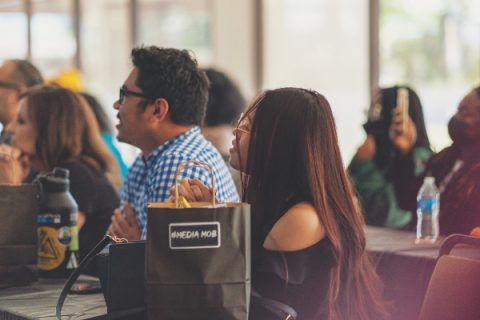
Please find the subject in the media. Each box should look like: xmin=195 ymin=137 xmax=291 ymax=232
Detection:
xmin=263 ymin=202 xmax=326 ymax=252
xmin=61 ymin=160 xmax=109 ymax=188
xmin=60 ymin=160 xmax=95 ymax=178
xmin=61 ymin=160 xmax=119 ymax=212
xmin=59 ymin=160 xmax=89 ymax=175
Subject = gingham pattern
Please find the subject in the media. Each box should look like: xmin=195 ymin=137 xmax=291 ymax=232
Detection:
xmin=121 ymin=126 xmax=240 ymax=239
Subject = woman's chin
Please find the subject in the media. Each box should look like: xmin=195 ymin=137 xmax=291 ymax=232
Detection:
xmin=228 ymin=157 xmax=239 ymax=171
xmin=229 ymin=159 xmax=245 ymax=173
xmin=228 ymin=159 xmax=236 ymax=170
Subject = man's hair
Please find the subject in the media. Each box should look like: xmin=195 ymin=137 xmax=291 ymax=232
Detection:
xmin=8 ymin=59 xmax=44 ymax=88
xmin=203 ymin=68 xmax=246 ymax=127
xmin=131 ymin=46 xmax=209 ymax=126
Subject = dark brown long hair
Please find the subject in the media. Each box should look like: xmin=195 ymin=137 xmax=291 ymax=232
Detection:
xmin=21 ymin=85 xmax=121 ymax=187
xmin=238 ymin=88 xmax=388 ymax=319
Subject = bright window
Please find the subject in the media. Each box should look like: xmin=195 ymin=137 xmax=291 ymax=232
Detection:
xmin=263 ymin=0 xmax=369 ymax=162
xmin=0 ymin=0 xmax=27 ymax=62
xmin=31 ymin=0 xmax=76 ymax=78
xmin=380 ymin=0 xmax=480 ymax=151
xmin=137 ymin=0 xmax=212 ymax=64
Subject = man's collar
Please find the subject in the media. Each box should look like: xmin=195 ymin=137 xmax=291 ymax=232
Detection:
xmin=142 ymin=126 xmax=200 ymax=163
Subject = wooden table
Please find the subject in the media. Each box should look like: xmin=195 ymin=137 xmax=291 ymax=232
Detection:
xmin=367 ymin=226 xmax=480 ymax=320
xmin=0 ymin=278 xmax=106 ymax=320
xmin=1 ymin=227 xmax=478 ymax=320
xmin=367 ymin=227 xmax=442 ymax=320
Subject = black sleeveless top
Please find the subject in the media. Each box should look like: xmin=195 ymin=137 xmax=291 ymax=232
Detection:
xmin=250 ymin=198 xmax=335 ymax=320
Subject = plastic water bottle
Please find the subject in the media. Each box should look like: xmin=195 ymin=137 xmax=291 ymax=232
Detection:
xmin=416 ymin=177 xmax=440 ymax=243
xmin=36 ymin=168 xmax=79 ymax=278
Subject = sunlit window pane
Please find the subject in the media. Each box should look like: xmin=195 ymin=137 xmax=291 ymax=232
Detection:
xmin=81 ymin=0 xmax=130 ymax=101
xmin=0 ymin=0 xmax=27 ymax=61
xmin=81 ymin=0 xmax=138 ymax=165
xmin=263 ymin=0 xmax=369 ymax=162
xmin=137 ymin=0 xmax=212 ymax=64
xmin=380 ymin=0 xmax=480 ymax=151
xmin=31 ymin=0 xmax=76 ymax=78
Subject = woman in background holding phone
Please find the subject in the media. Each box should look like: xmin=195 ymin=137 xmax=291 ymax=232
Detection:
xmin=348 ymin=86 xmax=432 ymax=229
xmin=174 ymin=88 xmax=388 ymax=319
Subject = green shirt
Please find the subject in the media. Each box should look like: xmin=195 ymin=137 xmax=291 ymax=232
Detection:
xmin=348 ymin=147 xmax=431 ymax=228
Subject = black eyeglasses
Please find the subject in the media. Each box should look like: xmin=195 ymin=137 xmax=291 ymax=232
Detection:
xmin=0 ymin=81 xmax=20 ymax=93
xmin=119 ymin=86 xmax=151 ymax=104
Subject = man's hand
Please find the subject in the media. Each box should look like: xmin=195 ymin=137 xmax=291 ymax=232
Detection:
xmin=169 ymin=178 xmax=214 ymax=203
xmin=389 ymin=107 xmax=417 ymax=155
xmin=354 ymin=135 xmax=376 ymax=162
xmin=108 ymin=202 xmax=141 ymax=240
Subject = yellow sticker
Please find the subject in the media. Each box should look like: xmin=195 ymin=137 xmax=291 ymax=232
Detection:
xmin=38 ymin=226 xmax=66 ymax=271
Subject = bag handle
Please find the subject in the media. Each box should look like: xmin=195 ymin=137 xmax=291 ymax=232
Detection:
xmin=56 ymin=235 xmax=128 ymax=319
xmin=251 ymin=288 xmax=298 ymax=320
xmin=174 ymin=160 xmax=216 ymax=207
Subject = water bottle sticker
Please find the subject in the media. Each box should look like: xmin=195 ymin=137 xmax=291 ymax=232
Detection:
xmin=37 ymin=214 xmax=62 ymax=224
xmin=418 ymin=198 xmax=439 ymax=212
xmin=57 ymin=226 xmax=72 ymax=246
xmin=70 ymin=226 xmax=79 ymax=251
xmin=38 ymin=226 xmax=66 ymax=271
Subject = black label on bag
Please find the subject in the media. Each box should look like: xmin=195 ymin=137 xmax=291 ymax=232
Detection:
xmin=169 ymin=222 xmax=221 ymax=249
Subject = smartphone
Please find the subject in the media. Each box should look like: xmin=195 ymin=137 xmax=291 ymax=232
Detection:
xmin=69 ymin=279 xmax=102 ymax=294
xmin=396 ymin=88 xmax=409 ymax=132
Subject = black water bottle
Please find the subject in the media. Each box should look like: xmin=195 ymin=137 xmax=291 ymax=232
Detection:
xmin=36 ymin=168 xmax=79 ymax=278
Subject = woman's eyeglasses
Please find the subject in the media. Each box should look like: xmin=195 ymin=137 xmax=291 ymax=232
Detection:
xmin=233 ymin=113 xmax=250 ymax=136
xmin=233 ymin=127 xmax=250 ymax=136
xmin=119 ymin=86 xmax=151 ymax=104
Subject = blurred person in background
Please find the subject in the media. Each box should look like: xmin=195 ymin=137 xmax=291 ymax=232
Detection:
xmin=348 ymin=86 xmax=431 ymax=229
xmin=81 ymin=93 xmax=128 ymax=185
xmin=0 ymin=85 xmax=120 ymax=268
xmin=107 ymin=46 xmax=239 ymax=241
xmin=397 ymin=86 xmax=480 ymax=235
xmin=49 ymin=69 xmax=128 ymax=186
xmin=202 ymin=68 xmax=246 ymax=192
xmin=201 ymin=68 xmax=246 ymax=158
xmin=173 ymin=88 xmax=388 ymax=320
xmin=0 ymin=59 xmax=43 ymax=144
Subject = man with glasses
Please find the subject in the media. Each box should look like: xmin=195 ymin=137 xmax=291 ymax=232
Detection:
xmin=108 ymin=46 xmax=239 ymax=240
xmin=0 ymin=59 xmax=43 ymax=144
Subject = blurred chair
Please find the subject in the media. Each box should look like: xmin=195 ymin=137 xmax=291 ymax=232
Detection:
xmin=418 ymin=234 xmax=480 ymax=320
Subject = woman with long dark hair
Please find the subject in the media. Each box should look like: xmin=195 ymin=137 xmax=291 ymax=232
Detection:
xmin=348 ymin=86 xmax=431 ymax=228
xmin=175 ymin=87 xmax=388 ymax=319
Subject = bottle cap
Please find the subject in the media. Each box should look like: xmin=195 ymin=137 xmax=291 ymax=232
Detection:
xmin=39 ymin=168 xmax=70 ymax=193
xmin=53 ymin=168 xmax=70 ymax=179
xmin=424 ymin=176 xmax=435 ymax=184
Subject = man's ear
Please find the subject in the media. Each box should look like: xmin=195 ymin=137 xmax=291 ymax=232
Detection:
xmin=151 ymin=98 xmax=169 ymax=121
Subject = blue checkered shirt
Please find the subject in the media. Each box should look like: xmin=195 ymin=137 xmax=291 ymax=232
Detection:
xmin=121 ymin=127 xmax=240 ymax=239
